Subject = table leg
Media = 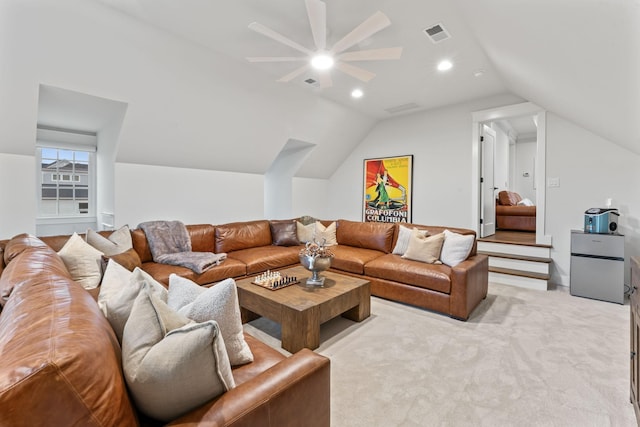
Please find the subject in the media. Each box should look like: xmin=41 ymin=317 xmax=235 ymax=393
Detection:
xmin=342 ymin=286 xmax=371 ymax=322
xmin=240 ymin=307 xmax=260 ymax=324
xmin=281 ymin=305 xmax=320 ymax=353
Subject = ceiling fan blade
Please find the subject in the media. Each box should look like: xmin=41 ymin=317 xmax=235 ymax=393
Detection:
xmin=246 ymin=56 xmax=308 ymax=63
xmin=277 ymin=64 xmax=311 ymax=83
xmin=305 ymin=0 xmax=326 ymax=50
xmin=248 ymin=22 xmax=313 ymax=56
xmin=339 ymin=47 xmax=403 ymax=61
xmin=318 ymin=72 xmax=332 ymax=88
xmin=330 ymin=11 xmax=391 ymax=55
xmin=335 ymin=62 xmax=376 ymax=82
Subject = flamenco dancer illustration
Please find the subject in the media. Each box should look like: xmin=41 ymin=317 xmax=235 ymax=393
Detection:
xmin=366 ymin=160 xmax=406 ymax=210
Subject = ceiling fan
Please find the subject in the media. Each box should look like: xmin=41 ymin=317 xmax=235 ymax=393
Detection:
xmin=246 ymin=0 xmax=402 ymax=88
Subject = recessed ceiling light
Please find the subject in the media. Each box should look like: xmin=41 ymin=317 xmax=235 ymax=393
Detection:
xmin=351 ymin=89 xmax=364 ymax=98
xmin=473 ymin=69 xmax=485 ymax=77
xmin=311 ymin=53 xmax=334 ymax=70
xmin=437 ymin=59 xmax=453 ymax=72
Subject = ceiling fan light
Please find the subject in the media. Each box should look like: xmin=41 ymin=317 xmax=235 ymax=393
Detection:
xmin=311 ymin=53 xmax=334 ymax=70
xmin=437 ymin=59 xmax=453 ymax=72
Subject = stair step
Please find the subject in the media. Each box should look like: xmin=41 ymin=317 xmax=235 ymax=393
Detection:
xmin=488 ymin=257 xmax=550 ymax=275
xmin=489 ymin=266 xmax=550 ymax=281
xmin=478 ymin=250 xmax=552 ymax=263
xmin=489 ymin=271 xmax=548 ymax=291
xmin=478 ymin=241 xmax=551 ymax=259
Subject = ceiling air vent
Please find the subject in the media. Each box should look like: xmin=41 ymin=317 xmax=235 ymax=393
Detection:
xmin=424 ymin=23 xmax=450 ymax=43
xmin=304 ymin=78 xmax=319 ymax=87
xmin=384 ymin=102 xmax=420 ymax=115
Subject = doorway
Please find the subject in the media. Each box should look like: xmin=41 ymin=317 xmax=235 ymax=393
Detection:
xmin=471 ymin=102 xmax=551 ymax=246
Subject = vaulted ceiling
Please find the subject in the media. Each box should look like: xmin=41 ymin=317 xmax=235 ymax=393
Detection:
xmin=96 ymin=0 xmax=639 ymax=154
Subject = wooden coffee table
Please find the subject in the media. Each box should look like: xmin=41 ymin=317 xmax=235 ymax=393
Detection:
xmin=236 ymin=265 xmax=371 ymax=353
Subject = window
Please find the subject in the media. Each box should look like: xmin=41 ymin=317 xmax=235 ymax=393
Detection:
xmin=37 ymin=146 xmax=95 ymax=218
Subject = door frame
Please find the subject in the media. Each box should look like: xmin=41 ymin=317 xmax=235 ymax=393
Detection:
xmin=471 ymin=102 xmax=551 ymax=245
xmin=480 ymin=125 xmax=497 ymax=237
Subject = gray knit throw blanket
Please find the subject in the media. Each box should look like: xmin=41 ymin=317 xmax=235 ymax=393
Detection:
xmin=138 ymin=220 xmax=226 ymax=274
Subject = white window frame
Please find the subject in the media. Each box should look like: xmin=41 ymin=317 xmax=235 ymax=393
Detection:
xmin=36 ymin=127 xmax=97 ymax=221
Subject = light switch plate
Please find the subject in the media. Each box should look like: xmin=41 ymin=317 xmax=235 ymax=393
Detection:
xmin=547 ymin=177 xmax=560 ymax=187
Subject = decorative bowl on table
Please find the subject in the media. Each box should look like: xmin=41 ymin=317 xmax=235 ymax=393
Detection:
xmin=299 ymin=240 xmax=334 ymax=286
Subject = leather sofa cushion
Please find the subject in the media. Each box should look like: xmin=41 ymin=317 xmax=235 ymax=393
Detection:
xmin=133 ymin=224 xmax=216 ymax=263
xmin=141 ymin=258 xmax=247 ymax=286
xmin=0 ymin=237 xmax=138 ymax=426
xmin=498 ymin=190 xmax=522 ymax=206
xmin=132 ymin=228 xmax=154 ymax=262
xmin=216 ymin=220 xmax=272 ymax=253
xmin=330 ymin=245 xmax=385 ymax=275
xmin=365 ymin=254 xmax=452 ymax=294
xmin=232 ymin=333 xmax=286 ymax=385
xmin=227 ymin=246 xmax=300 ymax=275
xmin=336 ymin=219 xmax=394 ymax=253
xmin=1 ymin=234 xmax=68 ymax=306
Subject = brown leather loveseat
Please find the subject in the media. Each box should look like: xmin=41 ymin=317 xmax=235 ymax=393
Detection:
xmin=496 ymin=190 xmax=536 ymax=232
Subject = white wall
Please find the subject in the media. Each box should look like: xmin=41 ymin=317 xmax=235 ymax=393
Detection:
xmin=328 ymin=94 xmax=522 ymax=227
xmin=292 ymin=177 xmax=330 ymax=220
xmin=114 ymin=163 xmax=265 ymax=228
xmin=328 ymin=96 xmax=639 ymax=289
xmin=0 ymin=154 xmax=36 ymax=238
xmin=514 ymin=140 xmax=537 ymax=202
xmin=545 ymin=113 xmax=640 ymax=287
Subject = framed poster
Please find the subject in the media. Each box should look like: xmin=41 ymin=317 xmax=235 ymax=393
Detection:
xmin=363 ymin=155 xmax=413 ymax=223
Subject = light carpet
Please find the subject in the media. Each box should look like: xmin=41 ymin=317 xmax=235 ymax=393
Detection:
xmin=243 ymin=283 xmax=636 ymax=427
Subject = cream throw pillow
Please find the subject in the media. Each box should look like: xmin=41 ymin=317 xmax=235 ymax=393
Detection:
xmin=402 ymin=230 xmax=444 ymax=264
xmin=122 ymin=285 xmax=235 ymax=422
xmin=296 ymin=221 xmax=315 ymax=243
xmin=392 ymin=225 xmax=429 ymax=255
xmin=57 ymin=232 xmax=104 ymax=289
xmin=314 ymin=221 xmax=337 ymax=246
xmin=98 ymin=263 xmax=168 ymax=342
xmin=86 ymin=225 xmax=133 ymax=256
xmin=440 ymin=229 xmax=475 ymax=267
xmin=168 ymin=275 xmax=253 ymax=366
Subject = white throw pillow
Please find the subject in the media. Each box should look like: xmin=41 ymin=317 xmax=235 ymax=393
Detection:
xmin=517 ymin=198 xmax=535 ymax=207
xmin=402 ymin=230 xmax=444 ymax=264
xmin=168 ymin=275 xmax=253 ymax=366
xmin=296 ymin=221 xmax=315 ymax=243
xmin=86 ymin=225 xmax=133 ymax=256
xmin=440 ymin=229 xmax=475 ymax=267
xmin=99 ymin=263 xmax=168 ymax=342
xmin=392 ymin=225 xmax=429 ymax=255
xmin=57 ymin=232 xmax=104 ymax=289
xmin=313 ymin=221 xmax=337 ymax=246
xmin=122 ymin=285 xmax=235 ymax=422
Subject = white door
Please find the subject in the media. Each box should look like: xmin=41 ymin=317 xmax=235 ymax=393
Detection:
xmin=480 ymin=125 xmax=497 ymax=237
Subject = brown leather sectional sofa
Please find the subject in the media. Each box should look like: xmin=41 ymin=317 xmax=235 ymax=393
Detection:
xmin=0 ymin=233 xmax=330 ymax=427
xmin=0 ymin=217 xmax=487 ymax=426
xmin=125 ymin=219 xmax=487 ymax=320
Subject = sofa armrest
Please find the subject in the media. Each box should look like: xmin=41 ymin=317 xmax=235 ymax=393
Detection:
xmin=167 ymin=348 xmax=330 ymax=427
xmin=448 ymin=254 xmax=488 ymax=320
